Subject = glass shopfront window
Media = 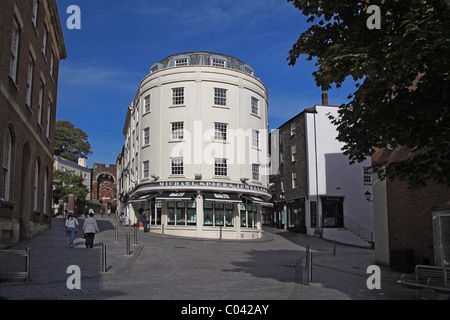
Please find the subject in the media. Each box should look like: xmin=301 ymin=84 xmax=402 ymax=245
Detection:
xmin=240 ymin=203 xmax=257 ymax=228
xmin=167 ymin=201 xmax=196 ymax=226
xmin=148 ymin=200 xmax=162 ymax=225
xmin=203 ymin=201 xmax=234 ymax=227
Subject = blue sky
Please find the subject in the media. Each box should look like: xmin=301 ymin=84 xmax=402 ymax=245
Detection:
xmin=56 ymin=0 xmax=355 ymax=167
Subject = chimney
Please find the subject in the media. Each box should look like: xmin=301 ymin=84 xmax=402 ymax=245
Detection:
xmin=321 ymin=92 xmax=329 ymax=106
xmin=78 ymin=158 xmax=87 ymax=168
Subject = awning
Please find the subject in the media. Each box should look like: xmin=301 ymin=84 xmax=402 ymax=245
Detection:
xmin=156 ymin=192 xmax=196 ymax=201
xmin=242 ymin=195 xmax=274 ymax=207
xmin=203 ymin=193 xmax=242 ymax=203
xmin=129 ymin=193 xmax=157 ymax=203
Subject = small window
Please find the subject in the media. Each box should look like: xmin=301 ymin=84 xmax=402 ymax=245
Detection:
xmin=252 ymin=164 xmax=260 ymax=181
xmin=292 ymin=172 xmax=298 ymax=189
xmin=171 ymin=122 xmax=184 ymax=140
xmin=291 ymin=145 xmax=297 ymax=162
xmin=172 ymin=88 xmax=184 ymax=105
xmin=26 ymin=56 xmax=35 ymax=108
xmin=214 ymin=88 xmax=227 ymax=106
xmin=211 ymin=58 xmax=226 ymax=67
xmin=290 ymin=123 xmax=296 ymax=136
xmin=363 ymin=167 xmax=372 ymax=184
xmin=174 ymin=58 xmax=188 ymax=66
xmin=171 ymin=157 xmax=184 ymax=176
xmin=143 ymin=95 xmax=150 ymax=113
xmin=143 ymin=161 xmax=149 ymax=179
xmin=215 ymin=158 xmax=228 ymax=176
xmin=252 ymin=130 xmax=259 ymax=148
xmin=143 ymin=127 xmax=150 ymax=146
xmin=251 ymin=97 xmax=259 ymax=115
xmin=214 ymin=123 xmax=228 ymax=141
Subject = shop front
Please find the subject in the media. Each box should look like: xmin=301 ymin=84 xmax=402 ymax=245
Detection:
xmin=125 ymin=181 xmax=272 ymax=240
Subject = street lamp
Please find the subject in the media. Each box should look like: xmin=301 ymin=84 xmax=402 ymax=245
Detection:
xmin=364 ymin=190 xmax=373 ymax=202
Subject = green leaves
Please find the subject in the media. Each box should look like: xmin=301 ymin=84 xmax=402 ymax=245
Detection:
xmin=288 ymin=0 xmax=450 ymax=188
xmin=54 ymin=121 xmax=92 ymax=162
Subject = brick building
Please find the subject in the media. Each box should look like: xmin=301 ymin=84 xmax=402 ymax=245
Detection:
xmin=0 ymin=0 xmax=66 ymax=247
xmin=372 ymin=147 xmax=450 ymax=270
xmin=92 ymin=163 xmax=117 ymax=213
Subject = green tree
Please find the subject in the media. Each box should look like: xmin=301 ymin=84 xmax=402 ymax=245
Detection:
xmin=52 ymin=170 xmax=88 ymax=203
xmin=54 ymin=121 xmax=92 ymax=162
xmin=287 ymin=0 xmax=450 ymax=188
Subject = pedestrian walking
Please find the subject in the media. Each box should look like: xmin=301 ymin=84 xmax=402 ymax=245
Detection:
xmin=83 ymin=212 xmax=99 ymax=248
xmin=65 ymin=214 xmax=79 ymax=248
xmin=100 ymin=207 xmax=105 ymax=218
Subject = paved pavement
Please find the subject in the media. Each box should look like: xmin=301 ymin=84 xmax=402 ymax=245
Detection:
xmin=0 ymin=215 xmax=445 ymax=302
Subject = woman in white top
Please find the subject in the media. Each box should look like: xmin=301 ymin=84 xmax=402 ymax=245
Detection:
xmin=65 ymin=214 xmax=79 ymax=248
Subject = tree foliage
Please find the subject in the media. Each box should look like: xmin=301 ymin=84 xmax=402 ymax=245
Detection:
xmin=287 ymin=0 xmax=450 ymax=188
xmin=52 ymin=170 xmax=88 ymax=203
xmin=54 ymin=121 xmax=92 ymax=162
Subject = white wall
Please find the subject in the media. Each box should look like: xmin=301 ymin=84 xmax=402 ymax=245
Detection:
xmin=305 ymin=105 xmax=374 ymax=235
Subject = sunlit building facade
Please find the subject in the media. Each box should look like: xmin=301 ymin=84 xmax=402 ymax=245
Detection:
xmin=117 ymin=52 xmax=271 ymax=239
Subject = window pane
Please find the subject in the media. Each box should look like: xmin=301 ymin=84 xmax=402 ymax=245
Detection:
xmin=214 ymin=88 xmax=227 ymax=106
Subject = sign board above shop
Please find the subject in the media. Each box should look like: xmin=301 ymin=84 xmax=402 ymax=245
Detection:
xmin=131 ymin=180 xmax=271 ymax=200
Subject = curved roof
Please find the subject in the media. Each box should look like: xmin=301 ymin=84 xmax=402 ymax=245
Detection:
xmin=150 ymin=51 xmax=255 ymax=76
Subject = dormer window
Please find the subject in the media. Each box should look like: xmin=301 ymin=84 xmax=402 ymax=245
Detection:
xmin=211 ymin=58 xmax=226 ymax=68
xmin=175 ymin=58 xmax=189 ymax=66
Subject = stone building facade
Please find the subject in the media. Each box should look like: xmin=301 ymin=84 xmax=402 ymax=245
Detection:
xmin=0 ymin=0 xmax=66 ymax=247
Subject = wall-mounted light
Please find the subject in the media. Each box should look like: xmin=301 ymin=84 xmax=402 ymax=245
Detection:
xmin=150 ymin=173 xmax=159 ymax=181
xmin=195 ymin=173 xmax=202 ymax=180
xmin=240 ymin=178 xmax=249 ymax=184
xmin=364 ymin=190 xmax=373 ymax=202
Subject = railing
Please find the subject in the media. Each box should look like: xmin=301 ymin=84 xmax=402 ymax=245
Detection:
xmin=0 ymin=248 xmax=31 ymax=282
xmin=344 ymin=216 xmax=374 ymax=244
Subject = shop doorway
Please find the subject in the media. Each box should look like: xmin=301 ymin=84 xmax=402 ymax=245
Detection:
xmin=321 ymin=197 xmax=344 ymax=228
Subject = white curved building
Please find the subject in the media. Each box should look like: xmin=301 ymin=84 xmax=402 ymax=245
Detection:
xmin=117 ymin=52 xmax=271 ymax=239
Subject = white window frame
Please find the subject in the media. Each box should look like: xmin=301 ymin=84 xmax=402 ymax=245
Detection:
xmin=211 ymin=58 xmax=226 ymax=67
xmin=252 ymin=164 xmax=260 ymax=181
xmin=142 ymin=161 xmax=149 ymax=179
xmin=143 ymin=95 xmax=150 ymax=113
xmin=363 ymin=167 xmax=372 ymax=185
xmin=172 ymin=87 xmax=184 ymax=105
xmin=252 ymin=130 xmax=259 ymax=149
xmin=251 ymin=97 xmax=259 ymax=115
xmin=143 ymin=127 xmax=150 ymax=146
xmin=214 ymin=123 xmax=228 ymax=141
xmin=174 ymin=58 xmax=189 ymax=66
xmin=214 ymin=158 xmax=228 ymax=177
xmin=171 ymin=157 xmax=184 ymax=176
xmin=214 ymin=88 xmax=227 ymax=106
xmin=171 ymin=122 xmax=184 ymax=141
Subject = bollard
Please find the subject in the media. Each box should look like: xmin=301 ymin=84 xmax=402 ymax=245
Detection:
xmin=307 ymin=251 xmax=313 ymax=283
xmin=25 ymin=247 xmax=31 ymax=282
xmin=219 ymin=226 xmax=222 ymax=240
xmin=101 ymin=244 xmax=107 ymax=273
xmin=115 ymin=226 xmax=119 ymax=243
xmin=133 ymin=225 xmax=138 ymax=245
xmin=333 ymin=240 xmax=336 ymax=255
xmin=305 ymin=245 xmax=310 ymax=268
xmin=126 ymin=233 xmax=131 ymax=256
